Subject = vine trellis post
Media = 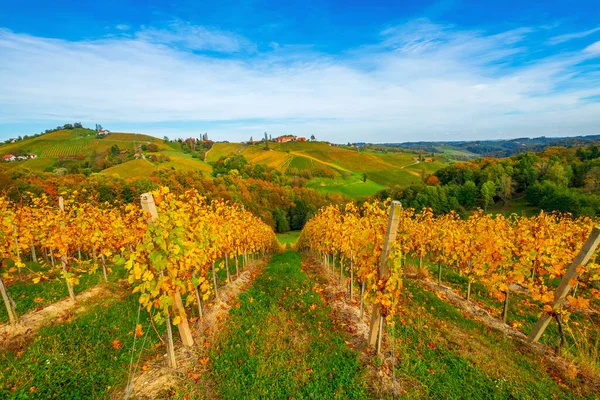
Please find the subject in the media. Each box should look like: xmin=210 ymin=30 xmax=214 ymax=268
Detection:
xmin=527 ymin=226 xmax=600 ymax=343
xmin=367 ymin=201 xmax=402 ymax=354
xmin=140 ymin=193 xmax=194 ymax=369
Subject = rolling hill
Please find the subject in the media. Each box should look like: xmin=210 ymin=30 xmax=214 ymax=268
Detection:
xmin=1 ymin=130 xmax=449 ymax=198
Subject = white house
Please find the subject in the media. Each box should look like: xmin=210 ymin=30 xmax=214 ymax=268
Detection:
xmin=3 ymin=154 xmax=16 ymax=162
xmin=28 ymin=154 xmax=37 ymax=159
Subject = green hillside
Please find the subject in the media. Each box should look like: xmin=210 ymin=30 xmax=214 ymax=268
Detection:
xmin=2 ymin=131 xmax=449 ymax=198
xmin=207 ymin=141 xmax=449 ymax=197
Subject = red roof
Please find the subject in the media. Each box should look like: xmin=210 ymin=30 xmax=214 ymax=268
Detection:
xmin=3 ymin=154 xmax=14 ymax=159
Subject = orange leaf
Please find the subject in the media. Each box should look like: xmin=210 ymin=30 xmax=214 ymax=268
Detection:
xmin=111 ymin=339 xmax=123 ymax=349
xmin=135 ymin=324 xmax=144 ymax=338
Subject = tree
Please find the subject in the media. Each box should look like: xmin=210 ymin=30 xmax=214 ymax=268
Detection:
xmin=264 ymin=132 xmax=269 ymax=150
xmin=498 ymin=175 xmax=513 ymax=205
xmin=249 ymin=136 xmax=253 ymax=143
xmin=272 ymin=208 xmax=290 ymax=232
xmin=458 ymin=181 xmax=477 ymax=208
xmin=163 ymin=136 xmax=169 ymax=142
xmin=584 ymin=167 xmax=600 ymax=193
xmin=481 ymin=181 xmax=496 ymax=211
xmin=310 ymin=135 xmax=315 ymax=141
xmin=425 ymin=175 xmax=441 ymax=186
xmin=289 ymin=200 xmax=309 ymax=230
xmin=362 ymin=173 xmax=367 ymax=183
xmin=74 ymin=122 xmax=83 ymax=129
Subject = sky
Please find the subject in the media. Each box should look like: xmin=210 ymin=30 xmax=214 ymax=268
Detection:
xmin=0 ymin=0 xmax=599 ymax=143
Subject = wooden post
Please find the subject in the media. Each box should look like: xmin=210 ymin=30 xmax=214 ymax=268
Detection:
xmin=528 ymin=226 xmax=600 ymax=343
xmin=212 ymin=262 xmax=219 ymax=303
xmin=13 ymin=227 xmax=22 ymax=275
xmin=58 ymin=197 xmax=76 ymax=301
xmin=141 ymin=193 xmax=195 ymax=351
xmin=0 ymin=275 xmax=17 ymax=325
xmin=31 ymin=245 xmax=37 ymax=263
xmin=368 ymin=201 xmax=402 ymax=351
xmin=192 ymin=273 xmax=204 ymax=318
xmin=350 ymin=251 xmax=354 ymax=301
xmin=173 ymin=291 xmax=194 ymax=347
xmin=161 ymin=273 xmax=177 ymax=369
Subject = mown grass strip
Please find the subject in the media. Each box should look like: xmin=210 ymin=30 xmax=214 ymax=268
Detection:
xmin=395 ymin=279 xmax=595 ymax=399
xmin=0 ymin=283 xmax=161 ymax=399
xmin=211 ymin=251 xmax=369 ymax=399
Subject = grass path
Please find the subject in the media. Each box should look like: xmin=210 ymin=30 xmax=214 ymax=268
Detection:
xmin=209 ymin=251 xmax=369 ymax=399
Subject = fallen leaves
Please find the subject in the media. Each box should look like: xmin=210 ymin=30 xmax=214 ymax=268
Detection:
xmin=135 ymin=324 xmax=144 ymax=338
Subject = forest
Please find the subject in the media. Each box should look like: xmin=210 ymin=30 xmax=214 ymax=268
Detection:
xmin=377 ymin=145 xmax=600 ymax=217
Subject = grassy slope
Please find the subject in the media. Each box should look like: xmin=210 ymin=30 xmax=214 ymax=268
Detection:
xmin=101 ymin=158 xmax=156 ymax=178
xmin=205 ymin=143 xmax=247 ymax=163
xmin=395 ymin=278 xmax=588 ymax=399
xmin=0 ymin=276 xmax=162 ymax=399
xmin=276 ymin=230 xmax=301 ymax=246
xmin=210 ymin=251 xmax=369 ymax=399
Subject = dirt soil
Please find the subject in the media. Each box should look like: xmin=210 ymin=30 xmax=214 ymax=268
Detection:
xmin=0 ymin=284 xmax=113 ymax=350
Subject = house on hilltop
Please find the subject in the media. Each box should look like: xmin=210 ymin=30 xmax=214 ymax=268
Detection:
xmin=424 ymin=157 xmax=434 ymax=162
xmin=3 ymin=154 xmax=16 ymax=162
xmin=297 ymin=137 xmax=307 ymax=142
xmin=275 ymin=135 xmax=295 ymax=143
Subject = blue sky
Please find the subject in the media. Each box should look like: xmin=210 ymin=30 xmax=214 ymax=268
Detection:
xmin=1 ymin=0 xmax=599 ymax=142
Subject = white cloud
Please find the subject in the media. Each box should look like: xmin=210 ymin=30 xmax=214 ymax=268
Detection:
xmin=0 ymin=21 xmax=599 ymax=142
xmin=115 ymin=24 xmax=130 ymax=31
xmin=547 ymin=26 xmax=600 ymax=45
xmin=135 ymin=20 xmax=255 ymax=53
xmin=584 ymin=40 xmax=600 ymax=55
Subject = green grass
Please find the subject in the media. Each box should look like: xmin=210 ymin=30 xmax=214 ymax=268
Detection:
xmin=205 ymin=143 xmax=246 ymax=163
xmin=415 ymin=257 xmax=599 ymax=362
xmin=395 ymin=279 xmax=594 ymax=399
xmin=0 ymin=282 xmax=162 ymax=399
xmin=276 ymin=231 xmax=301 ymax=246
xmin=210 ymin=251 xmax=369 ymax=399
xmin=306 ymin=173 xmax=385 ymax=199
xmin=485 ymin=198 xmax=539 ymax=217
xmin=101 ymin=159 xmax=155 ymax=178
xmin=0 ymin=260 xmax=128 ymax=323
xmin=366 ymin=169 xmax=422 ymax=187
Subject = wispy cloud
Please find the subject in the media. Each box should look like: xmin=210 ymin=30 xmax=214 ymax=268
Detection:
xmin=115 ymin=24 xmax=130 ymax=31
xmin=135 ymin=20 xmax=255 ymax=53
xmin=0 ymin=20 xmax=599 ymax=142
xmin=547 ymin=26 xmax=600 ymax=45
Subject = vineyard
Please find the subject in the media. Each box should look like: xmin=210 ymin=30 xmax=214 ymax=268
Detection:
xmin=0 ymin=188 xmax=279 ymax=397
xmin=296 ymin=202 xmax=600 ymax=392
xmin=41 ymin=139 xmax=92 ymax=157
xmin=2 ymin=191 xmax=600 ymax=398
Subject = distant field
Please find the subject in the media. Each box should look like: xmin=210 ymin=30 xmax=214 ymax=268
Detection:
xmin=244 ymin=149 xmax=293 ymax=171
xmin=42 ymin=137 xmax=93 ymax=157
xmin=2 ymin=157 xmax=54 ymax=171
xmin=206 ymin=143 xmax=247 ymax=162
xmin=484 ymin=198 xmax=539 ymax=217
xmin=160 ymin=153 xmax=213 ymax=174
xmin=306 ymin=173 xmax=385 ymax=199
xmin=366 ymin=169 xmax=422 ymax=187
xmin=101 ymin=159 xmax=155 ymax=178
xmin=276 ymin=230 xmax=301 ymax=245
